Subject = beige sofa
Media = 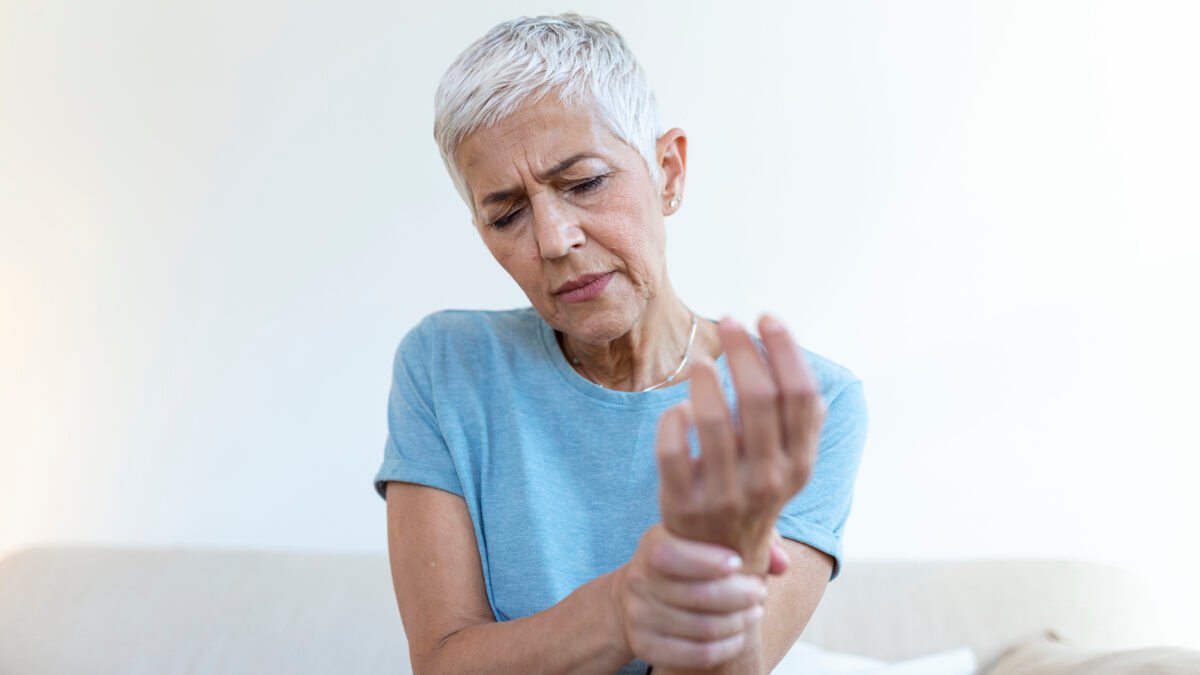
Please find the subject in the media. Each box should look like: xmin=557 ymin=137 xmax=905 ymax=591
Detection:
xmin=0 ymin=545 xmax=1182 ymax=673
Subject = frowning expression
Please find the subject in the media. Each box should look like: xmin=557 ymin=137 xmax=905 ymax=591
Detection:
xmin=455 ymin=94 xmax=678 ymax=344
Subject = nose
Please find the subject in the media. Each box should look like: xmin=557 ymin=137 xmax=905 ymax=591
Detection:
xmin=531 ymin=192 xmax=585 ymax=259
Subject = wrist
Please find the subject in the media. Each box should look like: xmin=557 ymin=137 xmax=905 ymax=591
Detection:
xmin=603 ymin=566 xmax=636 ymax=662
xmin=740 ymin=539 xmax=774 ymax=577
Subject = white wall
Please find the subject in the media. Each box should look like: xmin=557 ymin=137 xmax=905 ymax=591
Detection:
xmin=3 ymin=0 xmax=1197 ymax=648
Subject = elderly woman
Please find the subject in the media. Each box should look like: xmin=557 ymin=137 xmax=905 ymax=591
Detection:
xmin=373 ymin=12 xmax=867 ymax=675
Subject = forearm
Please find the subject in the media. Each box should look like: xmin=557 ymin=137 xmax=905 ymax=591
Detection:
xmin=419 ymin=569 xmax=633 ymax=675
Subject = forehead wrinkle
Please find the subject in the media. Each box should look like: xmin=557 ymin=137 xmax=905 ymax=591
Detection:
xmin=481 ymin=150 xmax=606 ymax=208
xmin=466 ymin=102 xmax=612 ymax=208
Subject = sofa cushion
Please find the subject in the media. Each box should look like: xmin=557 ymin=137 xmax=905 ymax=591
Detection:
xmin=801 ymin=559 xmax=1160 ymax=666
xmin=983 ymin=631 xmax=1200 ymax=674
xmin=776 ymin=642 xmax=976 ymax=674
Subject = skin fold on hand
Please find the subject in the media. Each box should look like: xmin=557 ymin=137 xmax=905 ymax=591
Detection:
xmin=655 ymin=314 xmax=827 ymax=574
xmin=610 ymin=523 xmax=770 ymax=669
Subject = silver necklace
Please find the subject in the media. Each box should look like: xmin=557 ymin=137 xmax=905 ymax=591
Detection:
xmin=564 ymin=313 xmax=700 ymax=392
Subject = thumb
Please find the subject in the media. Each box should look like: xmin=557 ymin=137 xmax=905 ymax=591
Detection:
xmin=767 ymin=530 xmax=789 ymax=576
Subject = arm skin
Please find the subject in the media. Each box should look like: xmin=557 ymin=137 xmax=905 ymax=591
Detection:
xmin=385 ymin=481 xmax=632 ymax=675
xmin=386 ymin=478 xmax=830 ymax=675
xmin=653 ymin=539 xmax=832 ymax=675
xmin=761 ymin=541 xmax=833 ymax=671
xmin=385 ymin=317 xmax=836 ymax=674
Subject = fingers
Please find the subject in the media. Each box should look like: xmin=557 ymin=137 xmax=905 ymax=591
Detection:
xmin=638 ymin=596 xmax=764 ymax=642
xmin=757 ymin=314 xmax=825 ymax=484
xmin=646 ymin=572 xmax=767 ymax=613
xmin=634 ymin=632 xmax=749 ymax=670
xmin=628 ymin=597 xmax=763 ymax=667
xmin=768 ymin=530 xmax=790 ymax=576
xmin=621 ymin=526 xmax=766 ymax=668
xmin=717 ymin=317 xmax=783 ymax=470
xmin=688 ymin=356 xmax=738 ymax=503
xmin=655 ymin=403 xmax=693 ymax=508
xmin=647 ymin=527 xmax=743 ymax=581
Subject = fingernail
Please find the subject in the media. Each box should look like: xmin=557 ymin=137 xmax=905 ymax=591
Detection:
xmin=761 ymin=314 xmax=784 ymax=333
xmin=747 ymin=605 xmax=765 ymax=622
xmin=722 ymin=555 xmax=743 ymax=572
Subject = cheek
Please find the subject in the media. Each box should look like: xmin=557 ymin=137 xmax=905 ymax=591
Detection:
xmin=603 ymin=207 xmax=664 ymax=276
xmin=597 ymin=190 xmax=657 ymax=248
xmin=487 ymin=236 xmax=543 ymax=289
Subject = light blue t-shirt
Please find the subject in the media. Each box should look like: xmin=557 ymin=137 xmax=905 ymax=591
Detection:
xmin=373 ymin=307 xmax=868 ymax=673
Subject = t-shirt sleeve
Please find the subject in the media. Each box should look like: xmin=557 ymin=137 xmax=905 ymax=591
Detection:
xmin=373 ymin=317 xmax=465 ymax=501
xmin=774 ymin=378 xmax=868 ymax=581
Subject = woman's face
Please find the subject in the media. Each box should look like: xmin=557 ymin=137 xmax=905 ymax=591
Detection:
xmin=455 ymin=95 xmax=684 ymax=345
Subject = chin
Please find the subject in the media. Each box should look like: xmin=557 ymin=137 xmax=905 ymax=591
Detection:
xmin=551 ymin=298 xmax=639 ymax=345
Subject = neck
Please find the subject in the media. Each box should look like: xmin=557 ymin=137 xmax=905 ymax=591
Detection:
xmin=557 ymin=281 xmax=720 ymax=392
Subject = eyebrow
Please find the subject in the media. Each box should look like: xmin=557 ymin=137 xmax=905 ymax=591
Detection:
xmin=479 ymin=152 xmax=603 ymax=207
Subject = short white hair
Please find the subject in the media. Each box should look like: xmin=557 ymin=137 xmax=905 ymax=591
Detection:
xmin=433 ymin=12 xmax=666 ymax=209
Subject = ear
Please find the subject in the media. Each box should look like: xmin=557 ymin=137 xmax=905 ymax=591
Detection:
xmin=655 ymin=127 xmax=687 ymax=215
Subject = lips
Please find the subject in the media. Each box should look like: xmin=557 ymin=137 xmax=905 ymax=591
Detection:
xmin=554 ymin=271 xmax=612 ymax=295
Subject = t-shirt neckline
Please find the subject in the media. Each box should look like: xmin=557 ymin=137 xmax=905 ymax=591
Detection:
xmin=533 ymin=307 xmax=734 ymax=409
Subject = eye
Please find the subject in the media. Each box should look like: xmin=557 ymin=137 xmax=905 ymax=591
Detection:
xmin=489 ymin=207 xmax=523 ymax=230
xmin=570 ymin=175 xmax=607 ymax=194
xmin=487 ymin=175 xmax=606 ymax=230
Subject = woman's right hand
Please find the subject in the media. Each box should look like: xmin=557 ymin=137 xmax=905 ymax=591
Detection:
xmin=609 ymin=523 xmax=768 ymax=669
xmin=655 ymin=316 xmax=826 ymax=573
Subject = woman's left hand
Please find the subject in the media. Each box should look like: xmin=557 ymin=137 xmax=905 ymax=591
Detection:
xmin=656 ymin=315 xmax=826 ymax=574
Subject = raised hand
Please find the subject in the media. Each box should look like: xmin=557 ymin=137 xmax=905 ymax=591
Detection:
xmin=655 ymin=315 xmax=826 ymax=573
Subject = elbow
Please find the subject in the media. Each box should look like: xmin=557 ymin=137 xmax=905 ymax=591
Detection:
xmin=408 ymin=627 xmax=470 ymax=675
xmin=409 ymin=654 xmax=447 ymax=675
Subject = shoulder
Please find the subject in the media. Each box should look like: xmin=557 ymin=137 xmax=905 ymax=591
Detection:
xmin=741 ymin=335 xmax=865 ymax=427
xmin=412 ymin=306 xmax=538 ymax=335
xmin=396 ymin=306 xmax=543 ymax=369
xmin=404 ymin=305 xmax=537 ymax=343
xmin=795 ymin=347 xmax=868 ymax=444
xmin=798 ymin=346 xmax=864 ymax=406
xmin=746 ymin=331 xmax=861 ymax=404
xmin=769 ymin=342 xmax=867 ymax=432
